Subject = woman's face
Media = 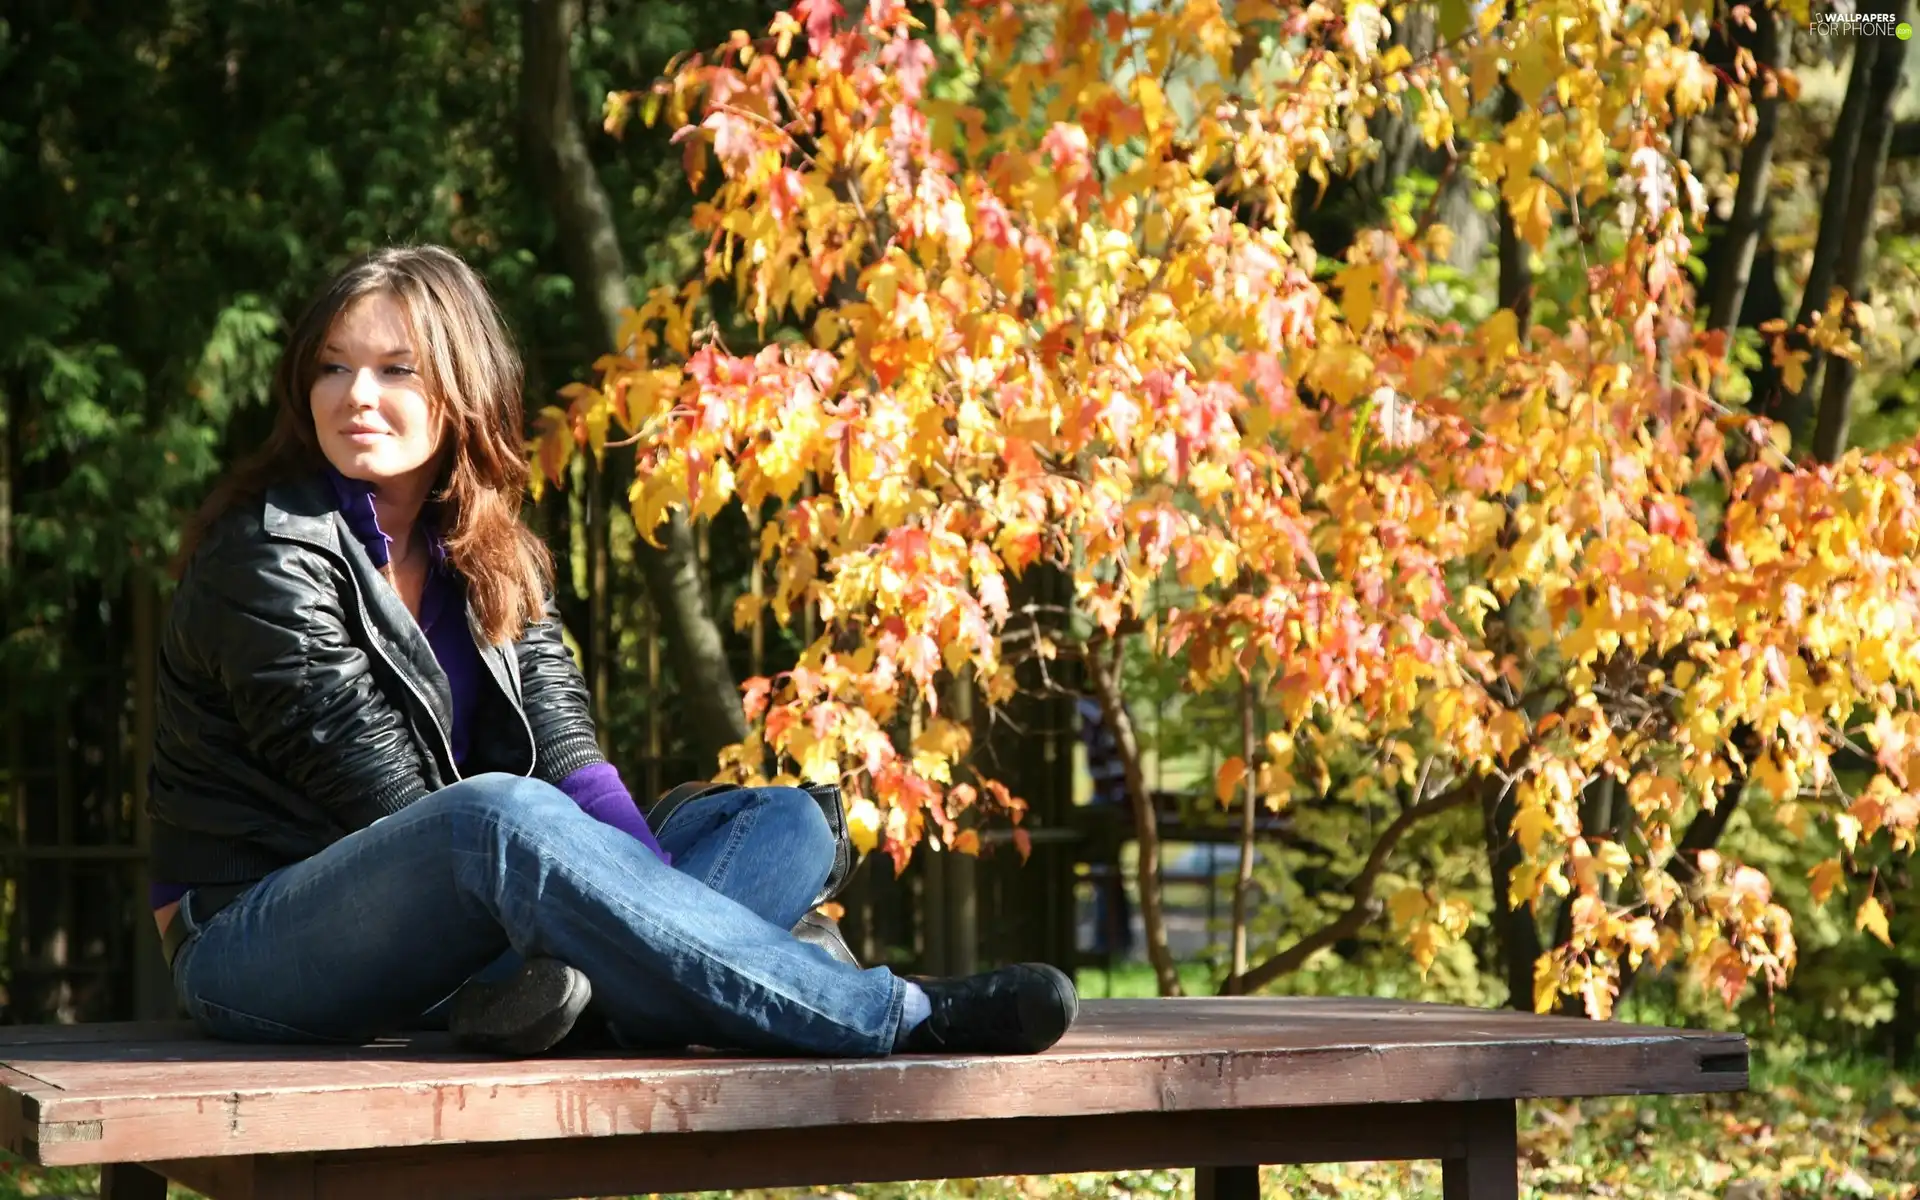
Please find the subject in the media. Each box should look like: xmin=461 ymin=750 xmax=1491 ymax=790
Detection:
xmin=310 ymin=292 xmax=444 ymax=491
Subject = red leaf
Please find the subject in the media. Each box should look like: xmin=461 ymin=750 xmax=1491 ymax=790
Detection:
xmin=703 ymin=110 xmax=756 ymax=172
xmin=793 ymin=0 xmax=844 ymax=48
xmin=741 ymin=675 xmax=773 ymax=722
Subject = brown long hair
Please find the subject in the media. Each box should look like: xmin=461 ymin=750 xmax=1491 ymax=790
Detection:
xmin=181 ymin=245 xmax=553 ymax=645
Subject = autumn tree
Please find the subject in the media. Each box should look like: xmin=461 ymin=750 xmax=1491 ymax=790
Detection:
xmin=537 ymin=0 xmax=1920 ymax=1015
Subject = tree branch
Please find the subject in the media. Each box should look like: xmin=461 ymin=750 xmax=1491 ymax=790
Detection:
xmin=1231 ymin=780 xmax=1480 ymax=995
xmin=1083 ymin=633 xmax=1185 ymax=996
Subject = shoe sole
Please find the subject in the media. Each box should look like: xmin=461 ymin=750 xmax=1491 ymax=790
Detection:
xmin=1014 ymin=964 xmax=1079 ymax=1053
xmin=450 ymin=958 xmax=592 ymax=1057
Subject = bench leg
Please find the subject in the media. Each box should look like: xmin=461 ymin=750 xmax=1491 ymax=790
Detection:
xmin=101 ymin=1163 xmax=169 ymax=1200
xmin=1195 ymin=1165 xmax=1260 ymax=1200
xmin=1441 ymin=1099 xmax=1518 ymax=1200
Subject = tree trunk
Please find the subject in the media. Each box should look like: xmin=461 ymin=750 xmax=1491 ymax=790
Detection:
xmin=1496 ymin=84 xmax=1533 ymax=340
xmin=518 ymin=0 xmax=749 ymax=774
xmin=1811 ymin=0 xmax=1910 ymax=464
xmin=1706 ymin=11 xmax=1787 ymax=343
xmin=1224 ymin=671 xmax=1259 ymax=994
xmin=1084 ymin=637 xmax=1183 ymax=997
xmin=1785 ymin=33 xmax=1884 ymax=443
xmin=1484 ymin=778 xmax=1543 ymax=1011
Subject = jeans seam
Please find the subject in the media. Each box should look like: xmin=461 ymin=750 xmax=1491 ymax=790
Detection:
xmin=703 ymin=801 xmax=758 ymax=897
xmin=487 ymin=829 xmax=893 ymax=1052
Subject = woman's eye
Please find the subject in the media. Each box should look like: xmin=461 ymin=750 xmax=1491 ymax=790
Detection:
xmin=384 ymin=365 xmax=417 ymax=377
xmin=317 ymin=363 xmax=348 ymax=375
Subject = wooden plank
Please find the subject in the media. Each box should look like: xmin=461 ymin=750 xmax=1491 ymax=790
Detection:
xmin=0 ymin=1000 xmax=1748 ymax=1166
xmin=18 ymin=1031 xmax=1745 ymax=1166
xmin=0 ymin=1063 xmax=60 ymax=1159
xmin=1441 ymin=1099 xmax=1519 ymax=1200
xmin=298 ymin=1103 xmax=1474 ymax=1200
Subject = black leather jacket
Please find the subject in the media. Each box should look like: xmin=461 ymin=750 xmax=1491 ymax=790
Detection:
xmin=148 ymin=473 xmax=604 ymax=886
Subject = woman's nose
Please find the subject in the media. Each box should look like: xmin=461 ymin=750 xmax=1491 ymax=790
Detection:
xmin=349 ymin=369 xmax=381 ymax=408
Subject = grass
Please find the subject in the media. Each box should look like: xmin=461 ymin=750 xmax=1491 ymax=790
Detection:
xmin=0 ymin=970 xmax=1914 ymax=1199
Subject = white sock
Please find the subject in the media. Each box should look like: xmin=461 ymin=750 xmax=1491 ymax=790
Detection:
xmin=894 ymin=981 xmax=933 ymax=1048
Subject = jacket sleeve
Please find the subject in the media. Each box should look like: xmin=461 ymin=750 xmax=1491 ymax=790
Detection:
xmin=513 ymin=595 xmax=609 ymax=785
xmin=179 ymin=528 xmax=432 ymax=831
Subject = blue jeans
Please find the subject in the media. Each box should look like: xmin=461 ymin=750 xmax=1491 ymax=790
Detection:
xmin=169 ymin=774 xmax=907 ymax=1055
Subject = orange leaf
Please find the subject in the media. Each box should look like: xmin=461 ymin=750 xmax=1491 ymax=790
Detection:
xmin=1215 ymin=756 xmax=1249 ymax=807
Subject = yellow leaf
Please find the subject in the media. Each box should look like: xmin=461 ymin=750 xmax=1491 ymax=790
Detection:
xmin=1479 ymin=309 xmax=1521 ymax=363
xmin=1751 ymin=754 xmax=1797 ymax=802
xmin=783 ymin=725 xmax=829 ymax=782
xmin=1774 ymin=338 xmax=1809 ymax=395
xmin=1532 ymin=952 xmax=1560 ymax=1014
xmin=1594 ymin=839 xmax=1632 ymax=883
xmin=731 ymin=592 xmax=762 ymax=633
xmin=1807 ymin=858 xmax=1846 ymax=906
xmin=1857 ymin=895 xmax=1893 ymax=947
xmin=912 ymin=717 xmax=973 ymax=763
xmin=1509 ymin=43 xmax=1555 ymax=110
xmin=1132 ymin=74 xmax=1170 ymax=136
xmin=1489 ymin=708 xmax=1529 ymax=761
xmin=1469 ymin=46 xmax=1502 ymax=107
xmin=1508 ymin=174 xmax=1562 ymax=252
xmin=1389 ymin=885 xmax=1430 ymax=927
xmin=1334 ymin=261 xmax=1383 ymax=332
xmin=1512 ymin=800 xmax=1556 ymax=855
xmin=846 ymin=797 xmax=882 ymax=856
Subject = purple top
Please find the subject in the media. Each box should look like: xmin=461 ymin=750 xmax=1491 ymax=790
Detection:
xmin=151 ymin=471 xmax=667 ymax=908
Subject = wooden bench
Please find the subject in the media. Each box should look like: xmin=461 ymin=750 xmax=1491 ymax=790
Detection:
xmin=0 ymin=997 xmax=1748 ymax=1200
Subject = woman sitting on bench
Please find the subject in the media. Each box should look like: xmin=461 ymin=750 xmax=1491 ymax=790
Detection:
xmin=146 ymin=244 xmax=1078 ymax=1058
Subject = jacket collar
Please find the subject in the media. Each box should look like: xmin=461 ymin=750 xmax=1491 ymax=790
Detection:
xmin=321 ymin=467 xmax=454 ymax=574
xmin=262 ymin=473 xmax=344 ymax=554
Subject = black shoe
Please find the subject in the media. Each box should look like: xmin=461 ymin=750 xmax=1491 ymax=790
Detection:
xmin=450 ymin=957 xmax=592 ymax=1057
xmin=898 ymin=963 xmax=1079 ymax=1055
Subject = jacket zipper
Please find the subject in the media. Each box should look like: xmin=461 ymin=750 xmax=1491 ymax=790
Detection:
xmin=324 ymin=544 xmax=465 ymax=785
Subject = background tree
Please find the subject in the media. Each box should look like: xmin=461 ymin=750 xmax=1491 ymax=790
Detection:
xmin=545 ymin=0 xmax=1920 ymax=1021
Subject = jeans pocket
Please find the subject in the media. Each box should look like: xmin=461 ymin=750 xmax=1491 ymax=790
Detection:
xmin=189 ymin=996 xmax=359 ymax=1045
